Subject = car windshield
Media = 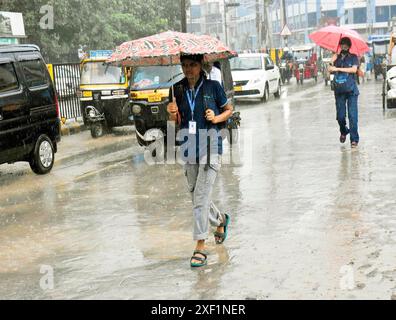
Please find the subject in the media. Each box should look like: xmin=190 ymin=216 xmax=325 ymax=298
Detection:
xmin=293 ymin=50 xmax=311 ymax=61
xmin=131 ymin=65 xmax=184 ymax=90
xmin=230 ymin=57 xmax=262 ymax=71
xmin=80 ymin=62 xmax=125 ymax=85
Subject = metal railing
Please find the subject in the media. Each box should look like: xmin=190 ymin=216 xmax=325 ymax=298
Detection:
xmin=52 ymin=63 xmax=81 ymax=121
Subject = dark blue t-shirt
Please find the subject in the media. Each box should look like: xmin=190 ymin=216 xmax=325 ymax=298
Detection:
xmin=334 ymin=53 xmax=359 ymax=96
xmin=170 ymin=76 xmax=228 ymax=162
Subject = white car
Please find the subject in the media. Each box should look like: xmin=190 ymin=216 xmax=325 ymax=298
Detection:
xmin=231 ymin=53 xmax=281 ymax=102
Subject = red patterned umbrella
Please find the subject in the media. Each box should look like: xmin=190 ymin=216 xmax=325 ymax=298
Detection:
xmin=107 ymin=31 xmax=237 ymax=66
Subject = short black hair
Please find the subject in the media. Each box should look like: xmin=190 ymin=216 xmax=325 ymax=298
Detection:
xmin=180 ymin=54 xmax=204 ymax=63
xmin=339 ymin=37 xmax=352 ymax=47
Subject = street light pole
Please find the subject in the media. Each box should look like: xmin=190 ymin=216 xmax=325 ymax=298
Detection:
xmin=181 ymin=0 xmax=187 ymax=33
xmin=223 ymin=1 xmax=240 ymax=47
xmin=223 ymin=0 xmax=228 ymax=46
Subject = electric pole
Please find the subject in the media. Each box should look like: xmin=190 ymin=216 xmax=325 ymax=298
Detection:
xmin=181 ymin=0 xmax=187 ymax=32
xmin=256 ymin=0 xmax=261 ymax=49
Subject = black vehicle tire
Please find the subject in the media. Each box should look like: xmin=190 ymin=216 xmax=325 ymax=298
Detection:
xmin=383 ymin=80 xmax=387 ymax=110
xmin=274 ymin=81 xmax=281 ymax=98
xmin=261 ymin=84 xmax=269 ymax=103
xmin=90 ymin=122 xmax=106 ymax=138
xmin=29 ymin=135 xmax=55 ymax=175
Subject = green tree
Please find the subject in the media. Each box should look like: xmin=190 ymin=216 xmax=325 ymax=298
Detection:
xmin=0 ymin=0 xmax=184 ymax=62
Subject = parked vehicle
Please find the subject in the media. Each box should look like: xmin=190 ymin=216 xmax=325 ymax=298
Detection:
xmin=383 ymin=66 xmax=396 ymax=109
xmin=79 ymin=50 xmax=131 ymax=138
xmin=279 ymin=59 xmax=293 ymax=84
xmin=230 ymin=53 xmax=281 ymax=101
xmin=0 ymin=44 xmax=61 ymax=174
xmin=129 ymin=64 xmax=184 ymax=147
xmin=320 ymin=49 xmax=333 ymax=86
xmin=291 ymin=45 xmax=318 ymax=85
xmin=369 ymin=35 xmax=390 ymax=80
xmin=130 ymin=58 xmax=238 ymax=148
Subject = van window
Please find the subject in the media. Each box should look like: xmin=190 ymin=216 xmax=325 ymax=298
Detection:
xmin=20 ymin=59 xmax=49 ymax=88
xmin=0 ymin=62 xmax=19 ymax=93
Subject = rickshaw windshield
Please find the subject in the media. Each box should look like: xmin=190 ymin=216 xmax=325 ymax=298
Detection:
xmin=230 ymin=57 xmax=262 ymax=70
xmin=373 ymin=43 xmax=388 ymax=55
xmin=81 ymin=62 xmax=125 ymax=85
xmin=131 ymin=65 xmax=184 ymax=90
xmin=293 ymin=50 xmax=311 ymax=60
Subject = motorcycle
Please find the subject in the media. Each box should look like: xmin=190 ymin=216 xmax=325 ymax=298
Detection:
xmin=279 ymin=59 xmax=292 ymax=84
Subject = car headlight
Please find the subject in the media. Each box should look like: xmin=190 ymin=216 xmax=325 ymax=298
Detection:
xmin=132 ymin=104 xmax=142 ymax=114
xmin=113 ymin=90 xmax=126 ymax=96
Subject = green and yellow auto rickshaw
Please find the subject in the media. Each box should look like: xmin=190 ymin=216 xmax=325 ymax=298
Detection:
xmin=79 ymin=50 xmax=132 ymax=138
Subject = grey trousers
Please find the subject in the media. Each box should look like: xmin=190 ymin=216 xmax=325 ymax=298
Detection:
xmin=184 ymin=157 xmax=224 ymax=241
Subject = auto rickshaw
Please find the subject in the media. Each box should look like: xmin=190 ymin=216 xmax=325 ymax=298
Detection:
xmin=129 ymin=58 xmax=239 ymax=151
xmin=369 ymin=35 xmax=390 ymax=80
xmin=79 ymin=50 xmax=132 ymax=138
xmin=291 ymin=45 xmax=318 ymax=85
xmin=382 ymin=33 xmax=396 ymax=109
xmin=319 ymin=48 xmax=333 ymax=86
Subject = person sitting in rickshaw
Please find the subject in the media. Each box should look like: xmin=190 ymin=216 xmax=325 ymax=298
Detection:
xmin=281 ymin=47 xmax=293 ymax=61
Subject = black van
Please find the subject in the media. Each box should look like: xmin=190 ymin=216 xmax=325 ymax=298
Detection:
xmin=0 ymin=45 xmax=60 ymax=174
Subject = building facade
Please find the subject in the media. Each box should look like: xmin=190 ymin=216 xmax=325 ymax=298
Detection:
xmin=270 ymin=0 xmax=396 ymax=47
xmin=187 ymin=0 xmax=265 ymax=52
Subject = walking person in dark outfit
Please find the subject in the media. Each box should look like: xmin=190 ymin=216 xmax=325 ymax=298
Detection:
xmin=167 ymin=54 xmax=234 ymax=267
xmin=329 ymin=37 xmax=360 ymax=148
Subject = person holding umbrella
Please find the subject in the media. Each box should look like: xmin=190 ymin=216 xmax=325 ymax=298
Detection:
xmin=167 ymin=54 xmax=233 ymax=268
xmin=328 ymin=37 xmax=360 ymax=148
xmin=309 ymin=26 xmax=370 ymax=148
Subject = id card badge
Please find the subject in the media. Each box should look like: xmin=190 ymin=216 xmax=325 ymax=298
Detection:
xmin=189 ymin=121 xmax=197 ymax=135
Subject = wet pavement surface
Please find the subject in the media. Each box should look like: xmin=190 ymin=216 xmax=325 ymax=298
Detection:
xmin=1 ymin=77 xmax=396 ymax=299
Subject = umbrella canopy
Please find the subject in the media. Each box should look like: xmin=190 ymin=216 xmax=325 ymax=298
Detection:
xmin=107 ymin=31 xmax=237 ymax=66
xmin=309 ymin=25 xmax=370 ymax=56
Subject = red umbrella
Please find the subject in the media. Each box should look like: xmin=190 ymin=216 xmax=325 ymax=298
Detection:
xmin=309 ymin=25 xmax=369 ymax=56
xmin=107 ymin=31 xmax=237 ymax=66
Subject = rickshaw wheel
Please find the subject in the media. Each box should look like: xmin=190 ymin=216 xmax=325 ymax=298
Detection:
xmin=90 ymin=122 xmax=106 ymax=139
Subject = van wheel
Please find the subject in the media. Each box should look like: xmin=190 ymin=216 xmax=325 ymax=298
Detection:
xmin=90 ymin=122 xmax=106 ymax=138
xmin=274 ymin=81 xmax=281 ymax=98
xmin=261 ymin=84 xmax=269 ymax=103
xmin=29 ymin=135 xmax=55 ymax=175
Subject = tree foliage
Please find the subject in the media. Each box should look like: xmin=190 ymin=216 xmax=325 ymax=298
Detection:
xmin=0 ymin=0 xmax=186 ymax=62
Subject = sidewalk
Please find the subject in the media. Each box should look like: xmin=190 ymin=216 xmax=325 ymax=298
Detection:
xmin=60 ymin=119 xmax=86 ymax=136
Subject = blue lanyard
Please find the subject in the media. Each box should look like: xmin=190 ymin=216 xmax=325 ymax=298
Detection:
xmin=186 ymin=80 xmax=204 ymax=121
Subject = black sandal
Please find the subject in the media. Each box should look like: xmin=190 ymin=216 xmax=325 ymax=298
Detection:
xmin=190 ymin=250 xmax=208 ymax=268
xmin=214 ymin=213 xmax=230 ymax=244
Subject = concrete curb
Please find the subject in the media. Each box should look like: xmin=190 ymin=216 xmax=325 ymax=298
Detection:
xmin=61 ymin=121 xmax=86 ymax=136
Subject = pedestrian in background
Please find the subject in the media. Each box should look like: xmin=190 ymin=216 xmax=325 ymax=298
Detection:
xmin=167 ymin=54 xmax=233 ymax=268
xmin=329 ymin=37 xmax=360 ymax=148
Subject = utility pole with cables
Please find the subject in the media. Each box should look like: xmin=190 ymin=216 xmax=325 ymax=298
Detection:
xmin=181 ymin=0 xmax=187 ymax=32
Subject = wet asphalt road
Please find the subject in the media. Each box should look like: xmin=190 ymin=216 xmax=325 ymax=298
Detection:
xmin=1 ymin=77 xmax=396 ymax=300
